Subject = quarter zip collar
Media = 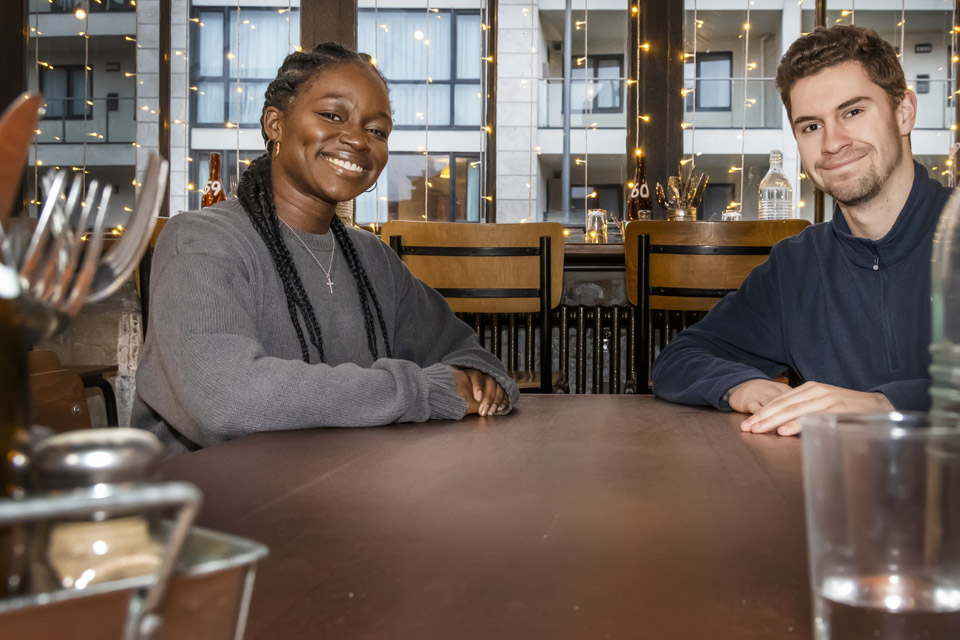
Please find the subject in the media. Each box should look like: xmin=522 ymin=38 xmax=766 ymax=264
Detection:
xmin=830 ymin=161 xmax=945 ymax=269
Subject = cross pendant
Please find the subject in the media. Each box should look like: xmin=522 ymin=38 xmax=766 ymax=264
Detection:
xmin=326 ymin=277 xmax=334 ymax=293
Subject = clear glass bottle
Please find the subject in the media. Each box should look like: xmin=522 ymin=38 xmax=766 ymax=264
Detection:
xmin=930 ymin=190 xmax=960 ymax=427
xmin=758 ymin=150 xmax=794 ymax=220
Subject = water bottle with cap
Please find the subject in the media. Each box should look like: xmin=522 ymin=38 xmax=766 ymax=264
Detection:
xmin=930 ymin=190 xmax=960 ymax=427
xmin=758 ymin=150 xmax=794 ymax=220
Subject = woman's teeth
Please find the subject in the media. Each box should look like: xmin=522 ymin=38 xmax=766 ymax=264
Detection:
xmin=325 ymin=157 xmax=363 ymax=173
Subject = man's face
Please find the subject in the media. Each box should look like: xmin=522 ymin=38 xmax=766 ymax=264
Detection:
xmin=789 ymin=61 xmax=911 ymax=207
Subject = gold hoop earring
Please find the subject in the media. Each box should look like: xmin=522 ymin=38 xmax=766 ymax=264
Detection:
xmin=273 ymin=141 xmax=280 ymax=158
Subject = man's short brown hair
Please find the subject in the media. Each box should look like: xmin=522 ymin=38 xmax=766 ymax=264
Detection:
xmin=776 ymin=25 xmax=907 ymax=119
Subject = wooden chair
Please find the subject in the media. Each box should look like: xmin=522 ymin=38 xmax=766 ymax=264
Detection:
xmin=28 ymin=369 xmax=92 ymax=433
xmin=624 ymin=220 xmax=810 ymax=392
xmin=28 ymin=349 xmax=118 ymax=426
xmin=136 ymin=216 xmax=169 ymax=337
xmin=382 ymin=221 xmax=565 ymax=393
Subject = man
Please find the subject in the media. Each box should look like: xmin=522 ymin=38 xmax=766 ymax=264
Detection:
xmin=651 ymin=25 xmax=950 ymax=436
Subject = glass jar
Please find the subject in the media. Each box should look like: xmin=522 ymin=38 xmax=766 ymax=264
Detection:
xmin=931 ymin=190 xmax=960 ymax=427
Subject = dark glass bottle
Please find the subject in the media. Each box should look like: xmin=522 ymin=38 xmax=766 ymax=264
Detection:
xmin=0 ymin=298 xmax=30 ymax=595
xmin=626 ymin=153 xmax=653 ymax=221
xmin=201 ymin=152 xmax=226 ymax=208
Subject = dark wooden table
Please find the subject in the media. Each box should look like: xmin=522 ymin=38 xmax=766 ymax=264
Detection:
xmin=161 ymin=395 xmax=811 ymax=640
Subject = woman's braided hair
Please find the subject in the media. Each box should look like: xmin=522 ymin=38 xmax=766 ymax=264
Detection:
xmin=236 ymin=42 xmax=392 ymax=364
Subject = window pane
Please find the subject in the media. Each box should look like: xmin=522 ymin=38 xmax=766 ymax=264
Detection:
xmin=196 ymin=81 xmax=224 ymax=124
xmin=388 ymin=83 xmax=426 ymax=125
xmin=427 ymin=84 xmax=450 ymax=126
xmin=40 ymin=68 xmax=67 ymax=119
xmin=427 ymin=12 xmax=451 ymax=81
xmin=454 ymin=84 xmax=482 ymax=126
xmin=455 ymin=155 xmax=480 ymax=221
xmin=229 ymin=82 xmax=268 ymax=125
xmin=456 ymin=14 xmax=481 ymax=80
xmin=198 ymin=11 xmax=223 ymax=77
xmin=230 ymin=9 xmax=295 ymax=79
xmin=70 ymin=69 xmax=87 ymax=117
xmin=697 ymin=56 xmax=732 ymax=110
xmin=367 ymin=12 xmax=430 ymax=81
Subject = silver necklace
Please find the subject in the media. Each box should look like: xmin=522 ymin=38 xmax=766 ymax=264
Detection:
xmin=280 ymin=218 xmax=336 ymax=293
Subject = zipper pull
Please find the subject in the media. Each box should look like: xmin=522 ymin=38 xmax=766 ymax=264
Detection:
xmin=873 ymin=256 xmax=879 ymax=271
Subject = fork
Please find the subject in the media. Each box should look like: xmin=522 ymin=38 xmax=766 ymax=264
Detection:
xmin=10 ymin=152 xmax=168 ymax=339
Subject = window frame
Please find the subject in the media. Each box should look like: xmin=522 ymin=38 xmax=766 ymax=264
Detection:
xmin=40 ymin=65 xmax=93 ymax=121
xmin=694 ymin=51 xmax=733 ymax=113
xmin=189 ymin=6 xmax=299 ymax=129
xmin=373 ymin=150 xmax=481 ymax=223
xmin=569 ymin=54 xmax=624 ymax=115
xmin=358 ymin=8 xmax=482 ymax=131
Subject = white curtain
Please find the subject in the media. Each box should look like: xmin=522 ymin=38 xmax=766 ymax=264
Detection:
xmin=198 ymin=11 xmax=223 ymax=77
xmin=230 ymin=9 xmax=300 ymax=79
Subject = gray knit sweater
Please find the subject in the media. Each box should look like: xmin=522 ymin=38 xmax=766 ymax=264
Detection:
xmin=132 ymin=199 xmax=518 ymax=455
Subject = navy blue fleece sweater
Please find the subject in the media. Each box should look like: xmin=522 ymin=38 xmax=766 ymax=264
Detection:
xmin=651 ymin=162 xmax=950 ymax=412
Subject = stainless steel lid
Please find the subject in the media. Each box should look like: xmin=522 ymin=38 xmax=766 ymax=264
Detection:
xmin=31 ymin=428 xmax=163 ymax=490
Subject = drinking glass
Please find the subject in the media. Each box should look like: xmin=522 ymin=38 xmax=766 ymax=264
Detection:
xmin=585 ymin=209 xmax=607 ymax=243
xmin=801 ymin=412 xmax=960 ymax=640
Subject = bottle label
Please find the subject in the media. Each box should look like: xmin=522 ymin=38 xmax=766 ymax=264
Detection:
xmin=629 ymin=184 xmax=649 ymax=200
xmin=204 ymin=180 xmax=222 ymax=196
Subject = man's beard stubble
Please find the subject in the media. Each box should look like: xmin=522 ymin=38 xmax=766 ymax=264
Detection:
xmin=812 ymin=120 xmax=904 ymax=208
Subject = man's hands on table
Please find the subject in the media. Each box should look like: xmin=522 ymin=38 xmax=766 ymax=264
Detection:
xmin=729 ymin=379 xmax=893 ymax=436
xmin=453 ymin=368 xmax=508 ymax=417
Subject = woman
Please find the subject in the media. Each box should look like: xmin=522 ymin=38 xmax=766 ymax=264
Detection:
xmin=133 ymin=43 xmax=517 ymax=455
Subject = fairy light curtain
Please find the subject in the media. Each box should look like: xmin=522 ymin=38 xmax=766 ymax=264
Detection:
xmin=180 ymin=0 xmax=300 ymax=212
xmin=682 ymin=0 xmax=808 ymax=220
xmin=355 ymin=0 xmax=487 ymax=226
xmin=28 ymin=0 xmax=140 ymax=229
xmin=812 ymin=3 xmax=958 ymax=189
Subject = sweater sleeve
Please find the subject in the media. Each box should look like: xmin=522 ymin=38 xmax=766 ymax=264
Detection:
xmin=651 ymin=252 xmax=792 ymax=410
xmin=135 ymin=220 xmax=510 ymax=450
xmin=871 ymin=378 xmax=931 ymax=411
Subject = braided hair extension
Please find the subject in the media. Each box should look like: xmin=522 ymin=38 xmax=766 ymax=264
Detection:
xmin=329 ymin=217 xmax=393 ymax=359
xmin=237 ymin=156 xmax=326 ymax=363
xmin=236 ymin=42 xmax=392 ymax=363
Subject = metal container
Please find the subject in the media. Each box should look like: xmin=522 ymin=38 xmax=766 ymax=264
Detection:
xmin=31 ymin=428 xmax=163 ymax=491
xmin=0 ymin=482 xmax=267 ymax=640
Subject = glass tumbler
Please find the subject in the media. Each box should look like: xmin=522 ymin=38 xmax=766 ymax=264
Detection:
xmin=585 ymin=209 xmax=607 ymax=243
xmin=801 ymin=412 xmax=960 ymax=640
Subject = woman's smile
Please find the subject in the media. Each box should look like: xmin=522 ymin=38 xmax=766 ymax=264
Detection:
xmin=321 ymin=154 xmax=366 ymax=175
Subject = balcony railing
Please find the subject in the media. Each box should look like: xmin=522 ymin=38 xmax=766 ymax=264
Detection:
xmin=29 ymin=0 xmax=135 ymax=13
xmin=538 ymin=78 xmax=627 ymax=130
xmin=907 ymin=78 xmax=956 ymax=130
xmin=37 ymin=96 xmax=136 ymax=144
xmin=682 ymin=76 xmax=954 ymax=131
xmin=683 ymin=77 xmax=782 ymax=129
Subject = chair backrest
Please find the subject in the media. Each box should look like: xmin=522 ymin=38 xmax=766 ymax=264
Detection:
xmin=28 ymin=349 xmax=63 ymax=375
xmin=381 ymin=221 xmax=565 ymax=314
xmin=623 ymin=219 xmax=810 ymax=393
xmin=624 ymin=220 xmax=810 ymax=311
xmin=29 ymin=369 xmax=91 ymax=432
xmin=382 ymin=221 xmax=565 ymax=393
